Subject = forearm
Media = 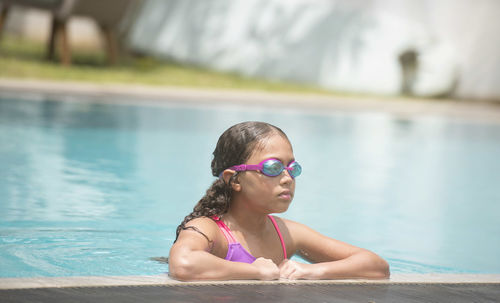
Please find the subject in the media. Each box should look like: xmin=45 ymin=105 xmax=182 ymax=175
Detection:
xmin=313 ymin=251 xmax=390 ymax=279
xmin=169 ymin=250 xmax=260 ymax=281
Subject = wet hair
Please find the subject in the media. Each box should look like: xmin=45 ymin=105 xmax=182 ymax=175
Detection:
xmin=174 ymin=121 xmax=289 ymax=242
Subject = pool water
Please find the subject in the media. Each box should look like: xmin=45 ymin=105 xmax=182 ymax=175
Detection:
xmin=1 ymin=95 xmax=499 ymax=278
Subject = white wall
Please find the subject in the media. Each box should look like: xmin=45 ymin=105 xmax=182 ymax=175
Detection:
xmin=127 ymin=0 xmax=500 ymax=100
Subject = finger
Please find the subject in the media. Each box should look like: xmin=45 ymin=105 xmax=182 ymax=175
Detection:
xmin=278 ymin=258 xmax=289 ymax=269
xmin=281 ymin=259 xmax=297 ymax=270
xmin=288 ymin=271 xmax=301 ymax=280
xmin=280 ymin=271 xmax=292 ymax=279
xmin=279 ymin=263 xmax=295 ymax=279
xmin=279 ymin=263 xmax=288 ymax=277
xmin=287 ymin=269 xmax=303 ymax=280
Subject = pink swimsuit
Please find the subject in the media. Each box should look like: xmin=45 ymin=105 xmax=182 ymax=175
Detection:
xmin=212 ymin=216 xmax=287 ymax=263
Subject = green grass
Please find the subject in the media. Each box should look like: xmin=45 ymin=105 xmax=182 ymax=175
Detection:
xmin=0 ymin=35 xmax=338 ymax=95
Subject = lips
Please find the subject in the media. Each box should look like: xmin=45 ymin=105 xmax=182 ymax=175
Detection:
xmin=278 ymin=190 xmax=292 ymax=200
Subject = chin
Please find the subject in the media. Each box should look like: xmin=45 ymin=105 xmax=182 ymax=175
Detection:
xmin=273 ymin=200 xmax=292 ymax=213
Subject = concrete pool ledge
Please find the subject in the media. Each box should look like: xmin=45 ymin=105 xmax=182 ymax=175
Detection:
xmin=1 ymin=274 xmax=500 ymax=289
xmin=1 ymin=78 xmax=500 ymax=124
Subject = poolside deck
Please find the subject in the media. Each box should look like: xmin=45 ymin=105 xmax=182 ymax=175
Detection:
xmin=1 ymin=275 xmax=499 ymax=303
xmin=1 ymin=78 xmax=500 ymax=125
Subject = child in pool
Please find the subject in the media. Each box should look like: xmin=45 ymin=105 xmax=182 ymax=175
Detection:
xmin=169 ymin=121 xmax=390 ymax=281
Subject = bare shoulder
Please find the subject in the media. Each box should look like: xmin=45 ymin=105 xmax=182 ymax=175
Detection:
xmin=174 ymin=216 xmax=228 ymax=258
xmin=185 ymin=216 xmax=218 ymax=229
xmin=180 ymin=217 xmax=220 ymax=241
xmin=270 ymin=216 xmax=317 ymax=248
xmin=276 ymin=217 xmax=313 ymax=234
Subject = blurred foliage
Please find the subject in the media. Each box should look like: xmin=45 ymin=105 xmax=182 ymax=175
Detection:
xmin=0 ymin=35 xmax=337 ymax=95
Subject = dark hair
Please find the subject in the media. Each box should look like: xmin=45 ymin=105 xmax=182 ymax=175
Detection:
xmin=175 ymin=121 xmax=289 ymax=241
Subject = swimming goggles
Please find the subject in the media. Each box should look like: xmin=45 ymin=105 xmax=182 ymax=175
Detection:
xmin=227 ymin=158 xmax=302 ymax=178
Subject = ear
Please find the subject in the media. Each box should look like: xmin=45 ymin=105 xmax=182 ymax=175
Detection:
xmin=222 ymin=169 xmax=241 ymax=192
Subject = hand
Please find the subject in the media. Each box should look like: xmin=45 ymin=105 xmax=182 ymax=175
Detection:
xmin=251 ymin=257 xmax=280 ymax=280
xmin=279 ymin=259 xmax=317 ymax=280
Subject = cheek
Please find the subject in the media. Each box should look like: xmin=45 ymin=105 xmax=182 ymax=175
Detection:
xmin=239 ymin=175 xmax=262 ymax=192
xmin=243 ymin=176 xmax=275 ymax=195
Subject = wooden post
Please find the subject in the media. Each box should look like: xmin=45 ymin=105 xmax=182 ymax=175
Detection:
xmin=100 ymin=24 xmax=118 ymax=65
xmin=47 ymin=15 xmax=58 ymax=61
xmin=56 ymin=18 xmax=71 ymax=65
xmin=399 ymin=50 xmax=418 ymax=96
xmin=0 ymin=5 xmax=9 ymax=41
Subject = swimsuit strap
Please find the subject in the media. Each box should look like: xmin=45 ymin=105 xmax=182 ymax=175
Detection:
xmin=212 ymin=216 xmax=237 ymax=244
xmin=212 ymin=215 xmax=287 ymax=260
xmin=269 ymin=215 xmax=287 ymax=259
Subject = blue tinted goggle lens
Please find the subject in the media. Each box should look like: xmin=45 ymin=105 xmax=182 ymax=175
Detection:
xmin=262 ymin=160 xmax=302 ymax=178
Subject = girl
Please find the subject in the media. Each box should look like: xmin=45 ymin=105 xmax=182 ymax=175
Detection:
xmin=169 ymin=121 xmax=389 ymax=281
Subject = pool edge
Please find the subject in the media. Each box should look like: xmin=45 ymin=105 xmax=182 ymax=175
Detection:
xmin=1 ymin=78 xmax=500 ymax=124
xmin=1 ymin=274 xmax=499 ymax=289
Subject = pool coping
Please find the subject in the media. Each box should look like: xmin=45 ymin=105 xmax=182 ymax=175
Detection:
xmin=1 ymin=78 xmax=500 ymax=124
xmin=1 ymin=274 xmax=499 ymax=289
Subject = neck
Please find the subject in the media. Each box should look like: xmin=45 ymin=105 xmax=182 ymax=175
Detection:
xmin=224 ymin=204 xmax=269 ymax=235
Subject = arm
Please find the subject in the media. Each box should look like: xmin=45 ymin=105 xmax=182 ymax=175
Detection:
xmin=168 ymin=218 xmax=279 ymax=281
xmin=279 ymin=220 xmax=390 ymax=280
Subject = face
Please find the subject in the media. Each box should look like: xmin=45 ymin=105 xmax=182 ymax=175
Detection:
xmin=230 ymin=134 xmax=296 ymax=214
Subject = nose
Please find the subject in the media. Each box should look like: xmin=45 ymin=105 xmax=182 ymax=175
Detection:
xmin=280 ymin=168 xmax=293 ymax=184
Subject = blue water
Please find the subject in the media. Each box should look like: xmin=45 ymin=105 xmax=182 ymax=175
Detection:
xmin=1 ymin=95 xmax=499 ymax=278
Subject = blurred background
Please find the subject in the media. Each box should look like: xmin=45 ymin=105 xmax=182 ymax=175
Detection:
xmin=1 ymin=0 xmax=499 ymax=101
